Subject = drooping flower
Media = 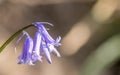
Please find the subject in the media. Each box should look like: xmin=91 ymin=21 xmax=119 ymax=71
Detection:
xmin=18 ymin=31 xmax=34 ymax=65
xmin=0 ymin=21 xmax=61 ymax=65
xmin=16 ymin=22 xmax=61 ymax=65
xmin=33 ymin=22 xmax=61 ymax=64
xmin=33 ymin=22 xmax=61 ymax=46
xmin=31 ymin=31 xmax=42 ymax=63
xmin=40 ymin=40 xmax=52 ymax=64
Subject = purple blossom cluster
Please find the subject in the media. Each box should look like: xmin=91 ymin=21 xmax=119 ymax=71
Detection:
xmin=17 ymin=22 xmax=61 ymax=65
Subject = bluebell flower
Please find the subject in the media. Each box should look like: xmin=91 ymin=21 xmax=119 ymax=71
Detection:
xmin=32 ymin=31 xmax=42 ymax=63
xmin=40 ymin=40 xmax=52 ymax=64
xmin=33 ymin=22 xmax=61 ymax=64
xmin=33 ymin=22 xmax=61 ymax=46
xmin=16 ymin=22 xmax=61 ymax=65
xmin=18 ymin=31 xmax=34 ymax=65
xmin=0 ymin=21 xmax=61 ymax=65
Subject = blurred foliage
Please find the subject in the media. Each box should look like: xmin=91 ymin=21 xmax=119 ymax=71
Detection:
xmin=80 ymin=18 xmax=120 ymax=75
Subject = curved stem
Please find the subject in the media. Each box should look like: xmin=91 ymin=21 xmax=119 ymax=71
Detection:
xmin=0 ymin=24 xmax=34 ymax=53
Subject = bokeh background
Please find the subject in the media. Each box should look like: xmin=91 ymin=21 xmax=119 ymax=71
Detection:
xmin=0 ymin=0 xmax=120 ymax=75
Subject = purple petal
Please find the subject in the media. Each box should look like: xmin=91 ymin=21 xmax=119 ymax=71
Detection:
xmin=47 ymin=44 xmax=61 ymax=57
xmin=32 ymin=31 xmax=42 ymax=62
xmin=43 ymin=47 xmax=52 ymax=64
xmin=15 ymin=31 xmax=29 ymax=52
xmin=34 ymin=22 xmax=55 ymax=43
xmin=55 ymin=36 xmax=61 ymax=43
xmin=41 ymin=41 xmax=52 ymax=64
xmin=33 ymin=31 xmax=42 ymax=52
xmin=54 ymin=36 xmax=61 ymax=46
xmin=33 ymin=22 xmax=54 ymax=27
xmin=18 ymin=32 xmax=34 ymax=65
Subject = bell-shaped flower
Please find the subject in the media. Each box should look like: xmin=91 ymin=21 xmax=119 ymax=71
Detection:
xmin=40 ymin=40 xmax=52 ymax=64
xmin=33 ymin=22 xmax=61 ymax=64
xmin=0 ymin=22 xmax=62 ymax=65
xmin=32 ymin=31 xmax=42 ymax=63
xmin=34 ymin=22 xmax=54 ymax=43
xmin=33 ymin=22 xmax=61 ymax=45
xmin=17 ymin=22 xmax=61 ymax=65
xmin=18 ymin=31 xmax=34 ymax=65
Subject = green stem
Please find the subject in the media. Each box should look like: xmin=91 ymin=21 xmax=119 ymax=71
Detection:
xmin=0 ymin=24 xmax=34 ymax=53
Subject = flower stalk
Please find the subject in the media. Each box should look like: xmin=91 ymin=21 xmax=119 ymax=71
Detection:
xmin=0 ymin=24 xmax=34 ymax=53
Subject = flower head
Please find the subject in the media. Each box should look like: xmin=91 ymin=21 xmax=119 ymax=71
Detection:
xmin=17 ymin=22 xmax=61 ymax=65
xmin=33 ymin=22 xmax=61 ymax=64
xmin=0 ymin=22 xmax=61 ymax=65
xmin=18 ymin=31 xmax=34 ymax=65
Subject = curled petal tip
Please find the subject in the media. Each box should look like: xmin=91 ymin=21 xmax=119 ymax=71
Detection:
xmin=41 ymin=41 xmax=53 ymax=64
xmin=44 ymin=50 xmax=52 ymax=64
xmin=54 ymin=36 xmax=61 ymax=46
xmin=33 ymin=22 xmax=54 ymax=27
xmin=53 ymin=49 xmax=61 ymax=57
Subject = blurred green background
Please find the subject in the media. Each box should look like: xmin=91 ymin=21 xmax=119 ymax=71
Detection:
xmin=0 ymin=0 xmax=120 ymax=75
